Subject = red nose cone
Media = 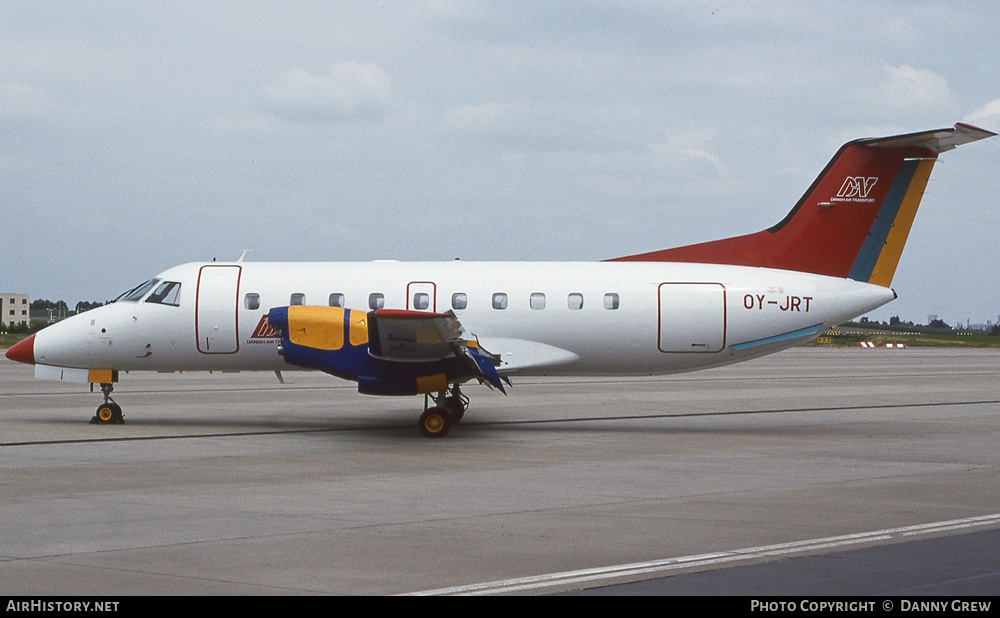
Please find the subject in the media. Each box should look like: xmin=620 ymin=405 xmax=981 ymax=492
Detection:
xmin=5 ymin=333 xmax=35 ymax=365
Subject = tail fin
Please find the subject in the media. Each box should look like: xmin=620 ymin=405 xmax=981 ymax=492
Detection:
xmin=611 ymin=123 xmax=995 ymax=287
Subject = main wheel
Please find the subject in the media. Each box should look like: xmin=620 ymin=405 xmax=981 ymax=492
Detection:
xmin=419 ymin=407 xmax=454 ymax=438
xmin=441 ymin=396 xmax=467 ymax=422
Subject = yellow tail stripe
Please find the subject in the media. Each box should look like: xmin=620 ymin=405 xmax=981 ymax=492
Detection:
xmin=868 ymin=158 xmax=936 ymax=287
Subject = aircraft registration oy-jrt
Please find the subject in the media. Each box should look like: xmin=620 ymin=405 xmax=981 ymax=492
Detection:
xmin=6 ymin=123 xmax=996 ymax=436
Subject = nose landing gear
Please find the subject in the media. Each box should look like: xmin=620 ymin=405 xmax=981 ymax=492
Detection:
xmin=91 ymin=383 xmax=125 ymax=424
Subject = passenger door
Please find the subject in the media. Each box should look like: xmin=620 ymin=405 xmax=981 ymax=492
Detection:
xmin=196 ymin=265 xmax=241 ymax=354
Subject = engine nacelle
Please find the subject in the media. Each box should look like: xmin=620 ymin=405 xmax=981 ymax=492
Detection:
xmin=268 ymin=305 xmax=505 ymax=396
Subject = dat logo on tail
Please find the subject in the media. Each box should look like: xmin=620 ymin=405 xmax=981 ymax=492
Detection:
xmin=836 ymin=176 xmax=878 ymax=199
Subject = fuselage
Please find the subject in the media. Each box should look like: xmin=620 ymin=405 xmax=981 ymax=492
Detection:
xmin=27 ymin=260 xmax=895 ymax=380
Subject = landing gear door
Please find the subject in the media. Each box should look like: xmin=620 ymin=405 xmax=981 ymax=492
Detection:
xmin=196 ymin=265 xmax=241 ymax=354
xmin=658 ymin=282 xmax=726 ymax=352
xmin=407 ymin=281 xmax=437 ymax=313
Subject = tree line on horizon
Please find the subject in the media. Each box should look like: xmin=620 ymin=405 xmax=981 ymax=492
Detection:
xmin=852 ymin=316 xmax=1000 ymax=336
xmin=30 ymin=299 xmax=105 ymax=313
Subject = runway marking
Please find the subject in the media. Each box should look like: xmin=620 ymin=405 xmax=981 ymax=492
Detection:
xmin=407 ymin=514 xmax=1000 ymax=595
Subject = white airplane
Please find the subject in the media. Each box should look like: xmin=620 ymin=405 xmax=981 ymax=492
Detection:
xmin=5 ymin=123 xmax=995 ymax=436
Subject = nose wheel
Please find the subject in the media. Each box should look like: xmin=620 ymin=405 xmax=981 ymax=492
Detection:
xmin=93 ymin=402 xmax=124 ymax=424
xmin=91 ymin=383 xmax=125 ymax=424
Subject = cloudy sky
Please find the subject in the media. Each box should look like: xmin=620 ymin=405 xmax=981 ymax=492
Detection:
xmin=2 ymin=1 xmax=998 ymax=325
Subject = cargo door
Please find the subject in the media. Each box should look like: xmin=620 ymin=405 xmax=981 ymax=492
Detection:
xmin=658 ymin=282 xmax=726 ymax=352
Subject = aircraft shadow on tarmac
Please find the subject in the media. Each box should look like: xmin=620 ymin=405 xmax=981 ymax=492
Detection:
xmin=15 ymin=403 xmax=881 ymax=442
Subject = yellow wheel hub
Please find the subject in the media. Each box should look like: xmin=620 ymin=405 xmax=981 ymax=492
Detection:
xmin=424 ymin=413 xmax=445 ymax=434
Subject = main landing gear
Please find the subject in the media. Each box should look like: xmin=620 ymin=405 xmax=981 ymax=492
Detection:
xmin=418 ymin=386 xmax=470 ymax=438
xmin=91 ymin=382 xmax=125 ymax=425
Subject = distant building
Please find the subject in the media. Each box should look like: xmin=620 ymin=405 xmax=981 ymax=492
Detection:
xmin=1 ymin=293 xmax=30 ymax=328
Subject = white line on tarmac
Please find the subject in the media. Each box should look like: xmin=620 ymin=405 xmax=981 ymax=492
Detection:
xmin=406 ymin=513 xmax=1000 ymax=596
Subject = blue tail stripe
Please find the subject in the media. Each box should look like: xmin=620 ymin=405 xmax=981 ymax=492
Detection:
xmin=847 ymin=160 xmax=919 ymax=283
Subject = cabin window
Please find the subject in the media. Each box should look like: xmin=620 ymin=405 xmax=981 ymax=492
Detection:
xmin=329 ymin=293 xmax=344 ymax=308
xmin=369 ymin=293 xmax=385 ymax=310
xmin=492 ymin=293 xmax=508 ymax=310
xmin=413 ymin=292 xmax=430 ymax=311
xmin=244 ymin=293 xmax=260 ymax=310
xmin=145 ymin=281 xmax=181 ymax=306
xmin=604 ymin=293 xmax=620 ymax=310
xmin=452 ymin=293 xmax=468 ymax=310
xmin=568 ymin=293 xmax=584 ymax=310
xmin=290 ymin=293 xmax=305 ymax=306
xmin=530 ymin=292 xmax=546 ymax=310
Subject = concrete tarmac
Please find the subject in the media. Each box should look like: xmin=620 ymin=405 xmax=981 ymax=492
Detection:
xmin=1 ymin=347 xmax=998 ymax=595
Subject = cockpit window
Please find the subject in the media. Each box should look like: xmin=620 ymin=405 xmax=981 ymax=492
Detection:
xmin=145 ymin=281 xmax=181 ymax=306
xmin=116 ymin=279 xmax=161 ymax=303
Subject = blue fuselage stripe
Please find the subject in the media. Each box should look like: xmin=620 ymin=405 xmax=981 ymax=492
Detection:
xmin=730 ymin=323 xmax=823 ymax=351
